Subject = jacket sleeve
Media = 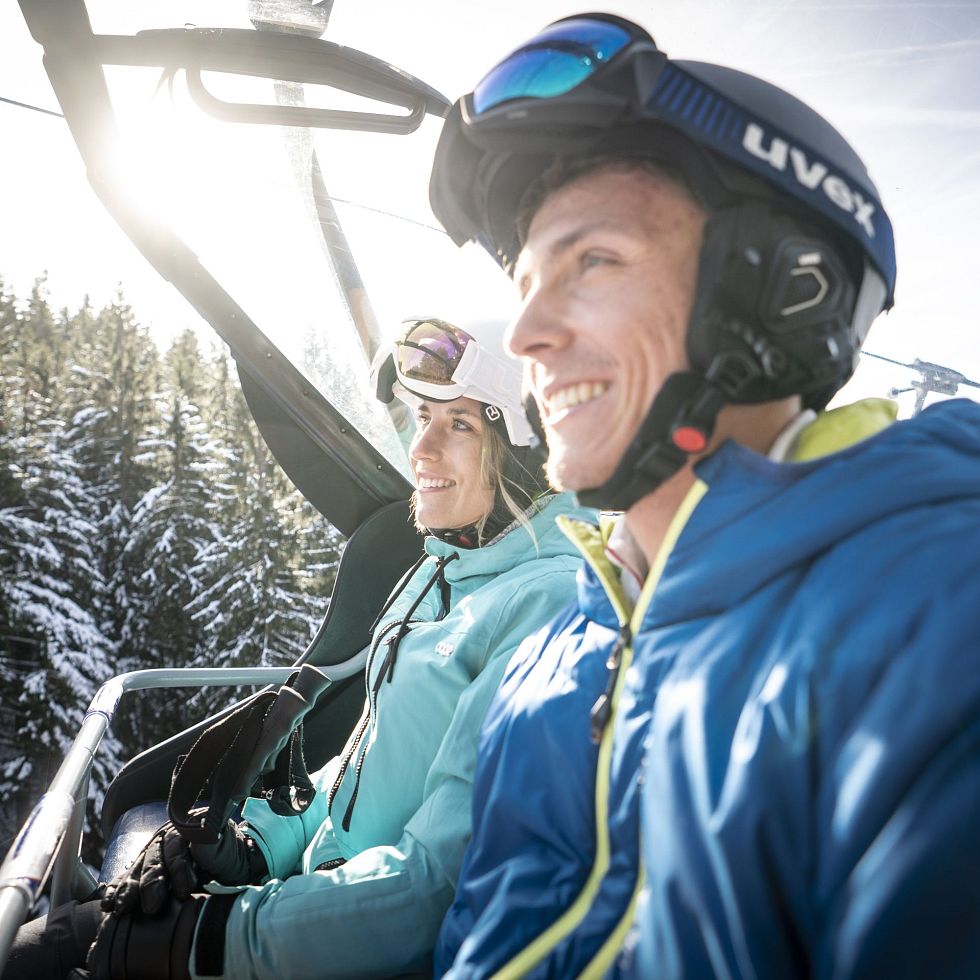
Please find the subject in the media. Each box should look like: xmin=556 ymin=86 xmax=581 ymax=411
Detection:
xmin=239 ymin=743 xmax=346 ymax=880
xmin=194 ymin=570 xmax=575 ymax=980
xmin=816 ymin=574 xmax=980 ymax=979
xmin=636 ymin=536 xmax=980 ymax=980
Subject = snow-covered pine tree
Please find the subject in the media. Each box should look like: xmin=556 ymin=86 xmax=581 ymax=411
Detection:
xmin=0 ymin=286 xmax=119 ymax=852
xmin=67 ymin=295 xmax=160 ymax=673
xmin=186 ymin=352 xmax=340 ymax=717
xmin=0 ymin=280 xmax=345 ymax=863
xmin=113 ymin=329 xmax=224 ymax=749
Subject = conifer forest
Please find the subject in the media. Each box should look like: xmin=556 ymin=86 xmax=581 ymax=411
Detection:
xmin=0 ymin=277 xmax=344 ymax=862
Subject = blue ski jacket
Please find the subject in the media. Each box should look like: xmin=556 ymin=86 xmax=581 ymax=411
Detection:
xmin=191 ymin=493 xmax=592 ymax=980
xmin=436 ymin=399 xmax=980 ymax=980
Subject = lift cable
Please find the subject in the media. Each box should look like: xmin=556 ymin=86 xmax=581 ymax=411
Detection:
xmin=0 ymin=94 xmax=64 ymax=118
xmin=862 ymin=350 xmax=980 ymax=390
xmin=328 ymin=195 xmax=447 ymax=236
xmin=861 ymin=349 xmax=980 ymax=414
xmin=2 ymin=93 xmax=448 ymax=236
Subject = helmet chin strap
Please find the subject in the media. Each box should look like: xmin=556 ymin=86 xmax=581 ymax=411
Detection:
xmin=525 ymin=364 xmax=758 ymax=512
xmin=428 ymin=524 xmax=481 ymax=548
xmin=576 ymin=373 xmax=721 ymax=511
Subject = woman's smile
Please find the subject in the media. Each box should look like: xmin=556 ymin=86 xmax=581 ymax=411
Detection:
xmin=409 ymin=396 xmax=494 ymax=529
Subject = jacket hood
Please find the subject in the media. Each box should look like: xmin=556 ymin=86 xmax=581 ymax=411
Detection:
xmin=575 ymin=400 xmax=980 ymax=630
xmin=424 ymin=492 xmax=594 ymax=586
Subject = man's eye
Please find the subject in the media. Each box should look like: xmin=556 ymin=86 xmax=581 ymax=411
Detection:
xmin=416 ymin=414 xmax=430 ymax=427
xmin=580 ymin=252 xmax=611 ymax=271
xmin=452 ymin=419 xmax=473 ymax=432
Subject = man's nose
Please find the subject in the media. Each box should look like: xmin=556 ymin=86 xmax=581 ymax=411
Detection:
xmin=506 ymin=282 xmax=568 ymax=361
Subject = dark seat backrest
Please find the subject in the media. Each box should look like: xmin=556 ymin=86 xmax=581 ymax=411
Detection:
xmin=100 ymin=500 xmax=422 ymax=838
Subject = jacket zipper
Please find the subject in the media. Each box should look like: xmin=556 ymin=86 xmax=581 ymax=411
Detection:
xmin=327 ymin=616 xmax=423 ymax=817
xmin=491 ymin=498 xmax=708 ymax=980
xmin=330 ymin=552 xmax=458 ymax=828
xmin=589 ymin=622 xmax=633 ymax=744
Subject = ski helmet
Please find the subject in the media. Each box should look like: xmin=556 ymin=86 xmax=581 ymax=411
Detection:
xmin=429 ymin=13 xmax=896 ymax=509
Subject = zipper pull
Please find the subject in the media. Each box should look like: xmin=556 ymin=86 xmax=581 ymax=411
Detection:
xmin=375 ymin=634 xmax=398 ymax=690
xmin=589 ymin=623 xmax=631 ymax=744
xmin=589 ymin=692 xmax=613 ymax=745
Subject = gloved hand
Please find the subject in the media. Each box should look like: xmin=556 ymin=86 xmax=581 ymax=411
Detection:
xmin=191 ymin=815 xmax=267 ymax=887
xmin=102 ymin=813 xmax=266 ymax=917
xmin=82 ymin=895 xmax=206 ymax=980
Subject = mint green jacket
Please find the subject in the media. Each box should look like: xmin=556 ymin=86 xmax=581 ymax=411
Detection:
xmin=193 ymin=493 xmax=591 ymax=979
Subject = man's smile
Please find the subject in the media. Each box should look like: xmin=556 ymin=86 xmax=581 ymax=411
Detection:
xmin=538 ymin=381 xmax=609 ymax=423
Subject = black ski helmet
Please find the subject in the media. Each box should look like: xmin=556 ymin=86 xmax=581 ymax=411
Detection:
xmin=429 ymin=13 xmax=896 ymax=510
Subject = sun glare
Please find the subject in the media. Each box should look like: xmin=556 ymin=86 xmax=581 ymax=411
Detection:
xmin=93 ymin=58 xmax=524 ymax=474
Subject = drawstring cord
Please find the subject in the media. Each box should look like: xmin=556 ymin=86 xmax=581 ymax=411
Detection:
xmin=380 ymin=552 xmax=459 ymax=684
xmin=367 ymin=552 xmax=428 ymax=636
xmin=326 ymin=551 xmax=427 ymax=817
xmin=331 ymin=550 xmax=460 ymax=831
xmin=436 ymin=564 xmax=452 ymax=621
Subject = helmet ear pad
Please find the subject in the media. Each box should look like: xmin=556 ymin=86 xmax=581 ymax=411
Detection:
xmin=686 ymin=201 xmax=860 ymax=410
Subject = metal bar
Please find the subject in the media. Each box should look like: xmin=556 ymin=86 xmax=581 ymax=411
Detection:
xmin=185 ymin=68 xmax=426 ymax=134
xmin=73 ymin=859 xmax=99 ymax=902
xmin=0 ymin=664 xmax=356 ymax=972
xmin=0 ymin=892 xmax=29 ymax=976
xmin=84 ymin=30 xmax=448 ymax=115
xmin=48 ymin=769 xmax=89 ymax=910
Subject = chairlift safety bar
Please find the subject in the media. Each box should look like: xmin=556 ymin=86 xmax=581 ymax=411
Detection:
xmin=0 ymin=662 xmax=359 ymax=972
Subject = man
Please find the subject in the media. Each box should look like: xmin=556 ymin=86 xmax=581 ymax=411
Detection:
xmin=428 ymin=13 xmax=980 ymax=979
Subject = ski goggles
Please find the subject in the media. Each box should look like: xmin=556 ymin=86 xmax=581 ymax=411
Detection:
xmin=463 ymin=15 xmax=667 ymax=131
xmin=375 ymin=318 xmax=514 ymax=406
xmin=394 ymin=318 xmax=475 ymax=398
xmin=469 ymin=16 xmax=640 ymax=116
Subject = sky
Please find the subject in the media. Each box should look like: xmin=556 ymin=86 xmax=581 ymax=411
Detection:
xmin=2 ymin=0 xmax=979 ymax=418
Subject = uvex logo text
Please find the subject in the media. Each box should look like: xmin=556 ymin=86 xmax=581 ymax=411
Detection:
xmin=742 ymin=123 xmax=876 ymax=239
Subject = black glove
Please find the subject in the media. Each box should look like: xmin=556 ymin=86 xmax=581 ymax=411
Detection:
xmin=81 ymin=894 xmax=238 ymax=980
xmin=191 ymin=815 xmax=267 ymax=886
xmin=83 ymin=895 xmax=205 ymax=980
xmin=102 ymin=814 xmax=266 ymax=917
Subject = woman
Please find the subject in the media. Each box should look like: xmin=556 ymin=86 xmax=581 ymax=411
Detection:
xmin=197 ymin=318 xmax=591 ymax=979
xmin=4 ymin=318 xmax=591 ymax=980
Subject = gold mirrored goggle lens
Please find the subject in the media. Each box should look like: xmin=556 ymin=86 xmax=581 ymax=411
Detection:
xmin=395 ymin=319 xmax=475 ymax=386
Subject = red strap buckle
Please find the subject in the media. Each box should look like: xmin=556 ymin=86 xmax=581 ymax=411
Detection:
xmin=670 ymin=425 xmax=708 ymax=454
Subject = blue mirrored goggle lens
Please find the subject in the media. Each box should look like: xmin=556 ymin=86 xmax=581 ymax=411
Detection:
xmin=472 ymin=19 xmax=632 ymax=115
